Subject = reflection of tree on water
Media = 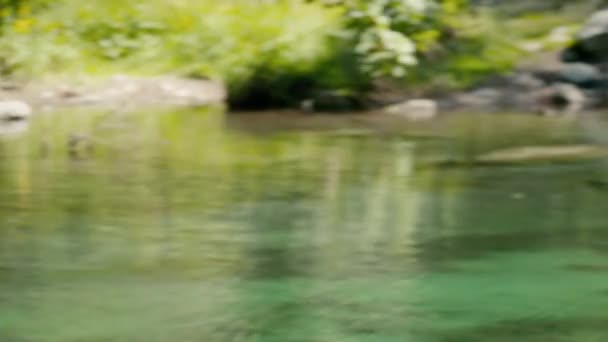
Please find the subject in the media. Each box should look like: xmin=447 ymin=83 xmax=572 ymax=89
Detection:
xmin=232 ymin=153 xmax=317 ymax=339
xmin=225 ymin=135 xmax=428 ymax=340
xmin=0 ymin=139 xmax=37 ymax=288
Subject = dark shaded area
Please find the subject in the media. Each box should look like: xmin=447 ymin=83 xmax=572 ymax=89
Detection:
xmin=562 ymin=42 xmax=608 ymax=65
xmin=586 ymin=179 xmax=608 ymax=191
xmin=563 ymin=263 xmax=608 ymax=272
xmin=438 ymin=317 xmax=608 ymax=342
xmin=228 ymin=45 xmax=370 ymax=110
xmin=415 ymin=227 xmax=608 ymax=266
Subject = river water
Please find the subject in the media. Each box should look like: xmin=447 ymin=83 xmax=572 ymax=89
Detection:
xmin=1 ymin=108 xmax=608 ymax=341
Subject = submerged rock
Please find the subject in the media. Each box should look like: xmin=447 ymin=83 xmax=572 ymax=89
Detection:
xmin=476 ymin=145 xmax=608 ymax=164
xmin=0 ymin=100 xmax=32 ymax=121
xmin=67 ymin=133 xmax=93 ymax=159
xmin=384 ymin=99 xmax=438 ymax=121
xmin=433 ymin=145 xmax=608 ymax=168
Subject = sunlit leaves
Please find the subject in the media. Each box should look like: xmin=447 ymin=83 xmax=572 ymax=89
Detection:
xmin=355 ymin=27 xmax=417 ymax=77
xmin=323 ymin=0 xmax=464 ymax=78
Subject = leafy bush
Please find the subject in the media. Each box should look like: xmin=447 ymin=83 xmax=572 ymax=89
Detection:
xmin=313 ymin=0 xmax=469 ymax=77
xmin=0 ymin=1 xmax=343 ymax=83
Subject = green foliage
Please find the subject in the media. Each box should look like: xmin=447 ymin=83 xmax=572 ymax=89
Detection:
xmin=316 ymin=0 xmax=469 ymax=77
xmin=0 ymin=0 xmax=468 ymax=81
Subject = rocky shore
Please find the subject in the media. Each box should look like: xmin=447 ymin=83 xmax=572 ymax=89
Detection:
xmin=383 ymin=8 xmax=608 ymax=120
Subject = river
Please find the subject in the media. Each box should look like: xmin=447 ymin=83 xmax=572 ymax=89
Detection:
xmin=1 ymin=108 xmax=607 ymax=341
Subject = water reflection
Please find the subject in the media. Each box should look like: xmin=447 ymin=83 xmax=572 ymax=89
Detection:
xmin=1 ymin=108 xmax=608 ymax=341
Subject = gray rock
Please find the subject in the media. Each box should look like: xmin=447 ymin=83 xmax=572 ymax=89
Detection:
xmin=558 ymin=62 xmax=602 ymax=87
xmin=470 ymin=88 xmax=502 ymax=100
xmin=0 ymin=100 xmax=32 ymax=121
xmin=299 ymin=99 xmax=315 ymax=113
xmin=563 ymin=9 xmax=608 ymax=63
xmin=532 ymin=83 xmax=586 ymax=116
xmin=384 ymin=99 xmax=438 ymax=121
xmin=579 ymin=9 xmax=608 ymax=41
xmin=454 ymin=88 xmax=502 ymax=108
xmin=511 ymin=73 xmax=545 ymax=89
xmin=310 ymin=90 xmax=364 ymax=111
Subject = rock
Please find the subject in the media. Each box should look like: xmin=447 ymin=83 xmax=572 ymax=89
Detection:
xmin=558 ymin=62 xmax=602 ymax=87
xmin=510 ymin=73 xmax=545 ymax=89
xmin=299 ymin=99 xmax=314 ymax=113
xmin=476 ymin=145 xmax=608 ymax=164
xmin=470 ymin=88 xmax=502 ymax=101
xmin=40 ymin=86 xmax=81 ymax=101
xmin=531 ymin=83 xmax=586 ymax=116
xmin=310 ymin=90 xmax=364 ymax=112
xmin=0 ymin=100 xmax=32 ymax=121
xmin=0 ymin=82 xmax=19 ymax=91
xmin=56 ymin=86 xmax=81 ymax=99
xmin=562 ymin=9 xmax=608 ymax=63
xmin=578 ymin=9 xmax=608 ymax=44
xmin=384 ymin=99 xmax=438 ymax=121
xmin=454 ymin=88 xmax=502 ymax=108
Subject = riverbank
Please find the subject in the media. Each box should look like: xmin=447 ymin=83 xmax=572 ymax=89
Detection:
xmin=0 ymin=49 xmax=603 ymax=120
xmin=0 ymin=1 xmax=606 ymax=116
xmin=0 ymin=75 xmax=226 ymax=113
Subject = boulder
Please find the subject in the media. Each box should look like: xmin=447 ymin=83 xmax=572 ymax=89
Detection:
xmin=558 ymin=62 xmax=603 ymax=87
xmin=0 ymin=100 xmax=32 ymax=121
xmin=531 ymin=83 xmax=586 ymax=116
xmin=384 ymin=99 xmax=438 ymax=121
xmin=562 ymin=9 xmax=608 ymax=63
xmin=510 ymin=73 xmax=545 ymax=89
xmin=453 ymin=88 xmax=503 ymax=109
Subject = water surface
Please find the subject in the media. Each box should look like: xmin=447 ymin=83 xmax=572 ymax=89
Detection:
xmin=1 ymin=109 xmax=608 ymax=341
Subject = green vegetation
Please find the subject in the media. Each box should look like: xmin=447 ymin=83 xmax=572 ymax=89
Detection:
xmin=0 ymin=0 xmax=351 ymax=107
xmin=0 ymin=0 xmax=590 ymax=107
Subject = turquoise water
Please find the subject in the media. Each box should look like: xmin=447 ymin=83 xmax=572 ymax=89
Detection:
xmin=1 ymin=109 xmax=608 ymax=341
